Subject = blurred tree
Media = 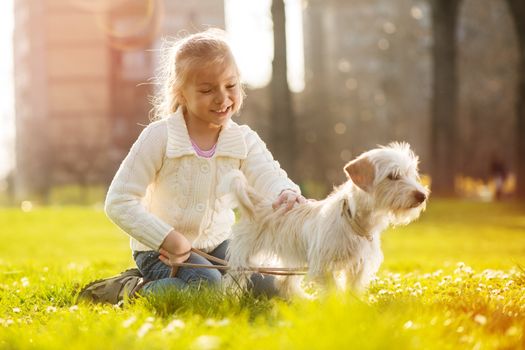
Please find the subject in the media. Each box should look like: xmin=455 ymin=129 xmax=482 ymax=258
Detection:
xmin=429 ymin=0 xmax=460 ymax=196
xmin=507 ymin=0 xmax=525 ymax=199
xmin=270 ymin=0 xmax=297 ymax=180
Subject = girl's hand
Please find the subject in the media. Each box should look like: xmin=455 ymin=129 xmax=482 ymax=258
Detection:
xmin=272 ymin=189 xmax=307 ymax=212
xmin=158 ymin=230 xmax=192 ymax=268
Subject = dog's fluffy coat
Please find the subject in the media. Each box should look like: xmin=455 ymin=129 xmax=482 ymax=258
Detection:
xmin=220 ymin=142 xmax=429 ymax=297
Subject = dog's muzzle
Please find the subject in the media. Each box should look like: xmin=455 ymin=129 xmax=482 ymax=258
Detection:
xmin=410 ymin=191 xmax=427 ymax=208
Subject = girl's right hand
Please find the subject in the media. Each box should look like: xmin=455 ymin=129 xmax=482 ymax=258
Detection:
xmin=158 ymin=230 xmax=192 ymax=268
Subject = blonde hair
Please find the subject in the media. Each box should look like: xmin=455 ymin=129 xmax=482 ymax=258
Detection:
xmin=150 ymin=28 xmax=244 ymax=121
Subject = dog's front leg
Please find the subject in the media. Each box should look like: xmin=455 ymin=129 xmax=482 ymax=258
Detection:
xmin=307 ymin=270 xmax=339 ymax=296
xmin=274 ymin=275 xmax=310 ymax=299
xmin=346 ymin=264 xmax=374 ymax=294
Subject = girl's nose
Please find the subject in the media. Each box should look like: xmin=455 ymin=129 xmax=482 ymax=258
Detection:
xmin=214 ymin=89 xmax=229 ymax=104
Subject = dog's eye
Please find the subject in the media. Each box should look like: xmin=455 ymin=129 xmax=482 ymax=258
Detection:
xmin=388 ymin=173 xmax=400 ymax=181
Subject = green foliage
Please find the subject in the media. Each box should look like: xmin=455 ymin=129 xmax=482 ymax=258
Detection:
xmin=0 ymin=200 xmax=524 ymax=349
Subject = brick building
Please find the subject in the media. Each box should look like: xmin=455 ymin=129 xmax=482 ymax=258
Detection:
xmin=13 ymin=0 xmax=224 ymax=200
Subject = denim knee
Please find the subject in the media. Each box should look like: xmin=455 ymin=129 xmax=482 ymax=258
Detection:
xmin=183 ymin=267 xmax=222 ymax=287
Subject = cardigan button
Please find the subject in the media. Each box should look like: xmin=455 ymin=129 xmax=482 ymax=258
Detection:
xmin=196 ymin=203 xmax=205 ymax=212
xmin=200 ymin=164 xmax=210 ymax=173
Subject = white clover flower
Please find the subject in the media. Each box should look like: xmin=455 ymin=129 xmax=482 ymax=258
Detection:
xmin=193 ymin=335 xmax=221 ymax=350
xmin=12 ymin=308 xmax=21 ymax=313
xmin=205 ymin=318 xmax=230 ymax=327
xmin=463 ymin=266 xmax=474 ymax=275
xmin=67 ymin=263 xmax=78 ymax=270
xmin=277 ymin=320 xmax=292 ymax=328
xmin=46 ymin=306 xmax=57 ymax=313
xmin=403 ymin=320 xmax=414 ymax=329
xmin=432 ymin=270 xmax=443 ymax=277
xmin=137 ymin=322 xmax=153 ymax=338
xmin=122 ymin=316 xmax=137 ymax=328
xmin=474 ymin=314 xmax=487 ymax=325
xmin=459 ymin=335 xmax=473 ymax=343
xmin=69 ymin=305 xmax=79 ymax=312
xmin=162 ymin=319 xmax=185 ymax=333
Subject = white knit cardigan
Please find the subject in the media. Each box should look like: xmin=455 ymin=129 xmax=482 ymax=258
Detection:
xmin=105 ymin=108 xmax=300 ymax=252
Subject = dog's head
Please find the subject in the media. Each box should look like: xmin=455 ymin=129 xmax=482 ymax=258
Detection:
xmin=343 ymin=142 xmax=429 ymax=225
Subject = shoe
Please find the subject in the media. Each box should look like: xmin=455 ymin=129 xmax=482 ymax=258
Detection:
xmin=77 ymin=268 xmax=143 ymax=305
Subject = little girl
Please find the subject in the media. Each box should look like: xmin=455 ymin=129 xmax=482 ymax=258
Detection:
xmin=104 ymin=28 xmax=305 ymax=297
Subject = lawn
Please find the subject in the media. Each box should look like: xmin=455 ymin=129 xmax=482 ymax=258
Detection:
xmin=0 ymin=199 xmax=524 ymax=349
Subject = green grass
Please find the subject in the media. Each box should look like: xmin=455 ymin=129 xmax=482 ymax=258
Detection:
xmin=0 ymin=199 xmax=524 ymax=349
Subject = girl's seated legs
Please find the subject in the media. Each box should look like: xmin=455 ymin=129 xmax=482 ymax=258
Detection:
xmin=133 ymin=240 xmax=280 ymax=298
xmin=133 ymin=250 xmax=222 ymax=295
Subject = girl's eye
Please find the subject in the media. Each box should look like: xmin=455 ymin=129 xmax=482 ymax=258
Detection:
xmin=227 ymin=84 xmax=236 ymax=89
xmin=199 ymin=89 xmax=212 ymax=94
xmin=388 ymin=173 xmax=400 ymax=181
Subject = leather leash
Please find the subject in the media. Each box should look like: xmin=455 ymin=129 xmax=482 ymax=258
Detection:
xmin=169 ymin=247 xmax=308 ymax=277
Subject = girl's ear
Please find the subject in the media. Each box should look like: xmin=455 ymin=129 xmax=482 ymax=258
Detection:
xmin=344 ymin=157 xmax=375 ymax=192
xmin=177 ymin=92 xmax=186 ymax=105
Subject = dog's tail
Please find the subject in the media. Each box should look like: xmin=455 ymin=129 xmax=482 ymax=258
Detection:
xmin=218 ymin=170 xmax=260 ymax=218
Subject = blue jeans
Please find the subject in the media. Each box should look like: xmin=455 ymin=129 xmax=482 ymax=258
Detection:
xmin=133 ymin=240 xmax=278 ymax=297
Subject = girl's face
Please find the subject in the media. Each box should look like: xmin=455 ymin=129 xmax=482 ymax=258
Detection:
xmin=180 ymin=61 xmax=240 ymax=129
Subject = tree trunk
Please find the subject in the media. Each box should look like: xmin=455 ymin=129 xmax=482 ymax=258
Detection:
xmin=429 ymin=0 xmax=460 ymax=196
xmin=507 ymin=0 xmax=525 ymax=199
xmin=270 ymin=0 xmax=296 ymax=180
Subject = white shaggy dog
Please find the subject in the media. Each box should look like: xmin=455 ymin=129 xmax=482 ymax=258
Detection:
xmin=221 ymin=142 xmax=429 ymax=297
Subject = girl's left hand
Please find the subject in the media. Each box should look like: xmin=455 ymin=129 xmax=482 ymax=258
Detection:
xmin=272 ymin=189 xmax=307 ymax=212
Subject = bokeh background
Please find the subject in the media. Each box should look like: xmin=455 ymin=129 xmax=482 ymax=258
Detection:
xmin=0 ymin=0 xmax=524 ymax=205
xmin=1 ymin=3 xmax=525 ymax=348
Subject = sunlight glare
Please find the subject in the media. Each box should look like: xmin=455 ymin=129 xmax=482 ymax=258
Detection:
xmin=0 ymin=0 xmax=15 ymax=179
xmin=224 ymin=0 xmax=304 ymax=92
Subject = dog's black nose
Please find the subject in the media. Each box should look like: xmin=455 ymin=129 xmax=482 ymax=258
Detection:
xmin=414 ymin=191 xmax=426 ymax=204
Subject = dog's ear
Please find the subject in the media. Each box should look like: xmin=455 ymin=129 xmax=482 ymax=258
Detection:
xmin=344 ymin=157 xmax=375 ymax=192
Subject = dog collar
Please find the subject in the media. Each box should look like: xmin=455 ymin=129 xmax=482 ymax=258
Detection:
xmin=344 ymin=198 xmax=373 ymax=241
